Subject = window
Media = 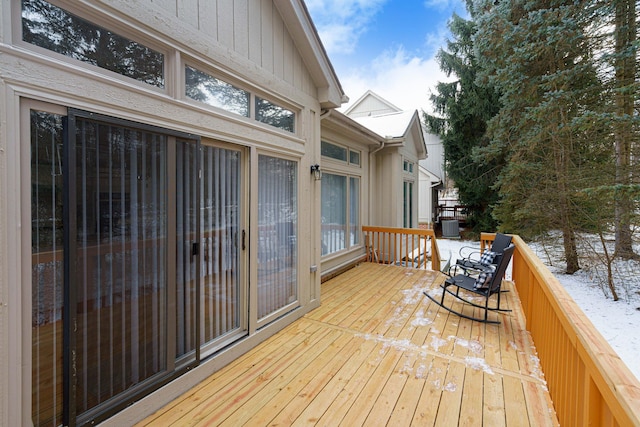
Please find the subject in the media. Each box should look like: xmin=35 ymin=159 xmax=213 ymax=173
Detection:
xmin=349 ymin=177 xmax=360 ymax=246
xmin=322 ymin=174 xmax=360 ymax=256
xmin=321 ymin=141 xmax=347 ymax=162
xmin=185 ymin=66 xmax=249 ymax=117
xmin=321 ymin=142 xmax=361 ymax=166
xmin=349 ymin=150 xmax=361 ymax=166
xmin=255 ymin=97 xmax=295 ymax=133
xmin=22 ymin=0 xmax=165 ymax=88
xmin=403 ymin=180 xmax=414 ymax=228
xmin=257 ymin=155 xmax=298 ymax=321
xmin=403 ymin=160 xmax=414 ymax=173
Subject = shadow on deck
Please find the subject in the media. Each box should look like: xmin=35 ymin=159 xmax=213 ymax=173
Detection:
xmin=137 ymin=263 xmax=558 ymax=426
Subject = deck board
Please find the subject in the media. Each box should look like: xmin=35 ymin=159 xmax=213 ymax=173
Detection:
xmin=137 ymin=263 xmax=558 ymax=426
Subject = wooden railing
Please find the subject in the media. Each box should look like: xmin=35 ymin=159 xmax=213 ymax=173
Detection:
xmin=362 ymin=226 xmax=441 ymax=271
xmin=437 ymin=204 xmax=468 ymax=222
xmin=481 ymin=232 xmax=640 ymax=427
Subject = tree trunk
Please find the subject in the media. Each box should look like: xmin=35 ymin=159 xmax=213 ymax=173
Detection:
xmin=613 ymin=0 xmax=637 ymax=259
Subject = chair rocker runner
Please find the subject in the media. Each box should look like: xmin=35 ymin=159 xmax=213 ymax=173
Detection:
xmin=424 ymin=244 xmax=515 ymax=324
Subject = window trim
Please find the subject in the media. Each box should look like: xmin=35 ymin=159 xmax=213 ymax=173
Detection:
xmin=320 ymin=170 xmax=362 ymax=258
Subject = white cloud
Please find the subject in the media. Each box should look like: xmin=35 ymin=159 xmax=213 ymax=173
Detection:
xmin=423 ymin=0 xmax=464 ymax=11
xmin=338 ymin=46 xmax=454 ymax=115
xmin=306 ymin=0 xmax=388 ymax=54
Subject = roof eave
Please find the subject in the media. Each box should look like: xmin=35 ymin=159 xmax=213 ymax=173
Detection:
xmin=274 ymin=0 xmax=346 ymax=109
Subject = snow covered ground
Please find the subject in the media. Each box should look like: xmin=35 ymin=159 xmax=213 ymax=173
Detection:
xmin=437 ymin=236 xmax=640 ymax=382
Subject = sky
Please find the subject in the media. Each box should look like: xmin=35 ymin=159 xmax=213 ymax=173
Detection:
xmin=306 ymin=0 xmax=469 ymax=115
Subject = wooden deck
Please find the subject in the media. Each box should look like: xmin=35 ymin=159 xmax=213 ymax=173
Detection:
xmin=137 ymin=263 xmax=558 ymax=426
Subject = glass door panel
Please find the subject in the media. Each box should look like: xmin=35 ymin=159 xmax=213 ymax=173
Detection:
xmin=73 ymin=119 xmax=169 ymax=415
xmin=31 ymin=110 xmax=65 ymax=427
xmin=257 ymin=155 xmax=298 ymax=321
xmin=176 ymin=141 xmax=198 ymax=359
xmin=200 ymin=146 xmax=242 ymax=352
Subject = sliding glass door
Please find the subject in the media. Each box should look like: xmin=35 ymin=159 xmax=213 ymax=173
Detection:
xmin=72 ymin=116 xmax=173 ymax=418
xmin=28 ymin=103 xmax=308 ymax=426
xmin=28 ymin=106 xmax=250 ymax=426
xmin=200 ymin=145 xmax=243 ymax=355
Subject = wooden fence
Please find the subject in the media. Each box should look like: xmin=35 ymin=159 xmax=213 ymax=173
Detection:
xmin=482 ymin=232 xmax=640 ymax=426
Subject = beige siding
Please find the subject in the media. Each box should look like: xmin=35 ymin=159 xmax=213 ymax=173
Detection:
xmin=144 ymin=0 xmax=314 ymax=96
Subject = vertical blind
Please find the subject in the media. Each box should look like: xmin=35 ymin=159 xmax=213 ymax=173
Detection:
xmin=257 ymin=155 xmax=297 ymax=319
xmin=321 ymin=173 xmax=361 ymax=255
xmin=74 ymin=119 xmax=169 ymax=414
xmin=200 ymin=146 xmax=241 ymax=346
xmin=176 ymin=141 xmax=198 ymax=358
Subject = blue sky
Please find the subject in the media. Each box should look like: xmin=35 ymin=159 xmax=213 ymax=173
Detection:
xmin=306 ymin=0 xmax=468 ymax=114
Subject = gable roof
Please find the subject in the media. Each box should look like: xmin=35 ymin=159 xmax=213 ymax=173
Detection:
xmin=275 ymin=0 xmax=346 ymax=109
xmin=343 ymin=90 xmax=402 ymax=117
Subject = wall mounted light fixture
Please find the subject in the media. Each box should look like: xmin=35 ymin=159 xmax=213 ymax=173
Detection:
xmin=310 ymin=164 xmax=322 ymax=181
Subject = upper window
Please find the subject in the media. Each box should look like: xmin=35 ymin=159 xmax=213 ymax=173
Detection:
xmin=321 ymin=141 xmax=347 ymax=162
xmin=322 ymin=141 xmax=361 ymax=167
xmin=21 ymin=0 xmax=165 ymax=88
xmin=349 ymin=150 xmax=361 ymax=166
xmin=185 ymin=66 xmax=249 ymax=117
xmin=403 ymin=160 xmax=414 ymax=173
xmin=185 ymin=67 xmax=296 ymax=133
xmin=255 ymin=97 xmax=295 ymax=133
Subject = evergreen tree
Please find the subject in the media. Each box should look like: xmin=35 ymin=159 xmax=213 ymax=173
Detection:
xmin=474 ymin=0 xmax=610 ymax=273
xmin=424 ymin=9 xmax=503 ymax=235
xmin=610 ymin=0 xmax=638 ymax=259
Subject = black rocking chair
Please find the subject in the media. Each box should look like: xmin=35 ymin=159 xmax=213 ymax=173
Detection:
xmin=450 ymin=232 xmax=512 ymax=276
xmin=424 ymin=244 xmax=515 ymax=324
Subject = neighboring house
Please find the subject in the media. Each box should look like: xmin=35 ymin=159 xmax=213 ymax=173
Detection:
xmin=344 ymin=91 xmax=427 ymax=229
xmin=0 ymin=1 xmax=346 ymax=425
xmin=419 ymin=132 xmax=446 ymax=228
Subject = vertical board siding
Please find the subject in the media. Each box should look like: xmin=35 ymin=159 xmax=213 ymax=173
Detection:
xmin=261 ymin=0 xmax=274 ymax=74
xmin=481 ymin=233 xmax=640 ymax=427
xmin=145 ymin=0 xmax=314 ymax=96
xmin=198 ymin=0 xmax=218 ymax=39
xmin=177 ymin=0 xmax=199 ymax=29
xmin=216 ymin=0 xmax=234 ymax=50
xmin=233 ymin=0 xmax=250 ymax=57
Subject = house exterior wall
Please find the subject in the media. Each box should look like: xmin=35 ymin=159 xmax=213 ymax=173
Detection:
xmin=419 ymin=167 xmax=440 ymax=227
xmin=0 ymin=0 xmax=338 ymax=425
xmin=421 ymin=132 xmax=445 ymax=182
xmin=318 ymin=118 xmax=374 ymax=278
xmin=418 ymin=133 xmax=444 ymax=227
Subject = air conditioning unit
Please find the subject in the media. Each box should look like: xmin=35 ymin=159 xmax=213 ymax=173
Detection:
xmin=441 ymin=220 xmax=460 ymax=238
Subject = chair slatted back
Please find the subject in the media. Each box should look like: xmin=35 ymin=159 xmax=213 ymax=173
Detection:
xmin=488 ymin=244 xmax=515 ymax=293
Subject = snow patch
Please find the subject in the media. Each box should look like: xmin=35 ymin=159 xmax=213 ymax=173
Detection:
xmin=465 ymin=356 xmax=494 ymax=375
